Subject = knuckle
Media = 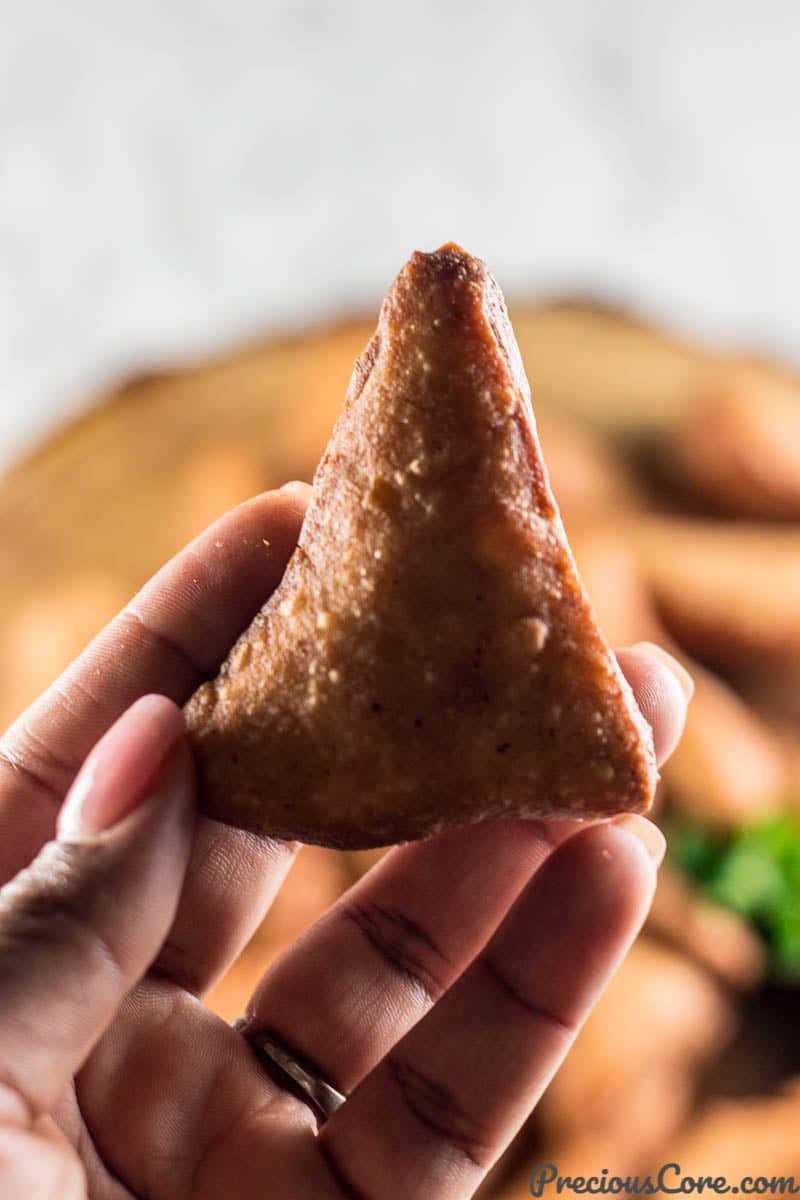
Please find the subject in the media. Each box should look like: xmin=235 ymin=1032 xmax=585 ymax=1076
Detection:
xmin=0 ymin=842 xmax=129 ymax=990
xmin=318 ymin=1134 xmax=375 ymax=1200
xmin=120 ymin=602 xmax=211 ymax=681
xmin=0 ymin=723 xmax=78 ymax=810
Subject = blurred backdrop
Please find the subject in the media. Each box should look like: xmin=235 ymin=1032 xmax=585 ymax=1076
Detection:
xmin=2 ymin=0 xmax=800 ymax=468
xmin=4 ymin=5 xmax=800 ymax=1199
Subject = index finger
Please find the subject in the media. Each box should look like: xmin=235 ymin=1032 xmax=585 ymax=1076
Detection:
xmin=0 ymin=486 xmax=308 ymax=882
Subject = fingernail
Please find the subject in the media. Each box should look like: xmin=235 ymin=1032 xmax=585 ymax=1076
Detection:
xmin=57 ymin=695 xmax=185 ymax=839
xmin=279 ymin=480 xmax=312 ymax=498
xmin=610 ymin=813 xmax=667 ymax=867
xmin=632 ymin=641 xmax=695 ymax=702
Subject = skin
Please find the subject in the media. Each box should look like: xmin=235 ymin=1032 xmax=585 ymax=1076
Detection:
xmin=0 ymin=484 xmax=688 ymax=1199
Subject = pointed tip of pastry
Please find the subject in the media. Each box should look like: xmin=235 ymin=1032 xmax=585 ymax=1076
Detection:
xmin=388 ymin=243 xmax=489 ymax=312
xmin=376 ymin=243 xmax=526 ymax=400
xmin=407 ymin=242 xmax=487 ymax=281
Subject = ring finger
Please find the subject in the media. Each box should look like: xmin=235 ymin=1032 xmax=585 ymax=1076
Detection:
xmin=241 ymin=645 xmax=687 ymax=1096
xmin=318 ymin=818 xmax=662 ymax=1198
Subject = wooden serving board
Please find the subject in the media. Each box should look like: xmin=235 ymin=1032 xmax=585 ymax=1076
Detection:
xmin=2 ymin=299 xmax=795 ymax=733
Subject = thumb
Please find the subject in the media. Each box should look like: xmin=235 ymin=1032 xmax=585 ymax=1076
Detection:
xmin=0 ymin=695 xmax=194 ymax=1120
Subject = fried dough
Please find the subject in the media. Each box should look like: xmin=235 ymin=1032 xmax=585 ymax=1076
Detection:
xmin=185 ymin=244 xmax=657 ymax=847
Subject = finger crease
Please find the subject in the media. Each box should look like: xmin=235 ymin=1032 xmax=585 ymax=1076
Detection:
xmin=341 ymin=898 xmax=452 ymax=1006
xmin=387 ymin=1054 xmax=490 ymax=1170
xmin=47 ymin=673 xmax=102 ymax=726
xmin=121 ymin=606 xmax=215 ymax=683
xmin=14 ymin=718 xmax=81 ymax=781
xmin=0 ymin=747 xmax=63 ymax=809
xmin=318 ymin=1136 xmax=374 ymax=1200
xmin=148 ymin=951 xmax=205 ymax=998
xmin=0 ymin=713 xmax=83 ymax=811
xmin=481 ymin=954 xmax=576 ymax=1036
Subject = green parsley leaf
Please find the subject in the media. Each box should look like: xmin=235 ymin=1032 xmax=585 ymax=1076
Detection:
xmin=667 ymin=812 xmax=800 ymax=980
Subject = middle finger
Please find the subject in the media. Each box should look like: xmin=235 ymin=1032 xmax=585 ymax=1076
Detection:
xmin=240 ymin=646 xmax=687 ymax=1094
xmin=242 ymin=813 xmax=579 ymax=1093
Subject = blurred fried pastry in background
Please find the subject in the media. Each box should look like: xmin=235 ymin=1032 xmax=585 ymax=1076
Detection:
xmin=671 ymin=369 xmax=800 ymax=519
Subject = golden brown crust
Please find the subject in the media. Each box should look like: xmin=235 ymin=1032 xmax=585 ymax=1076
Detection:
xmin=185 ymin=243 xmax=657 ymax=847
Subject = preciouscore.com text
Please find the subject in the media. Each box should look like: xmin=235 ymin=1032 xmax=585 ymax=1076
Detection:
xmin=529 ymin=1164 xmax=800 ymax=1197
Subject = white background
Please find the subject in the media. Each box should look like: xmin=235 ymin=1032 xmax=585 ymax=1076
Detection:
xmin=1 ymin=0 xmax=798 ymax=470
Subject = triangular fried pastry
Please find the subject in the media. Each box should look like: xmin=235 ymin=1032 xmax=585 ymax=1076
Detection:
xmin=185 ymin=244 xmax=657 ymax=847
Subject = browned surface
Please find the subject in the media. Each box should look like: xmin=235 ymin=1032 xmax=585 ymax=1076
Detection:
xmin=185 ymin=247 xmax=656 ymax=845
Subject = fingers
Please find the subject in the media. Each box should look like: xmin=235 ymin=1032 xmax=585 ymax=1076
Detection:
xmin=0 ymin=696 xmax=193 ymax=1117
xmin=318 ymin=820 xmax=661 ymax=1199
xmin=616 ymin=641 xmax=694 ymax=765
xmin=0 ymin=486 xmax=308 ymax=996
xmin=240 ymin=642 xmax=689 ymax=1097
xmin=0 ymin=486 xmax=308 ymax=883
xmin=67 ymin=644 xmax=682 ymax=1200
xmin=243 ymin=817 xmax=579 ymax=1091
xmin=151 ymin=819 xmax=300 ymax=995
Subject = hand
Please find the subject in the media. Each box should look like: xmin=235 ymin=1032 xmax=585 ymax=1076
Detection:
xmin=0 ymin=484 xmax=689 ymax=1200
